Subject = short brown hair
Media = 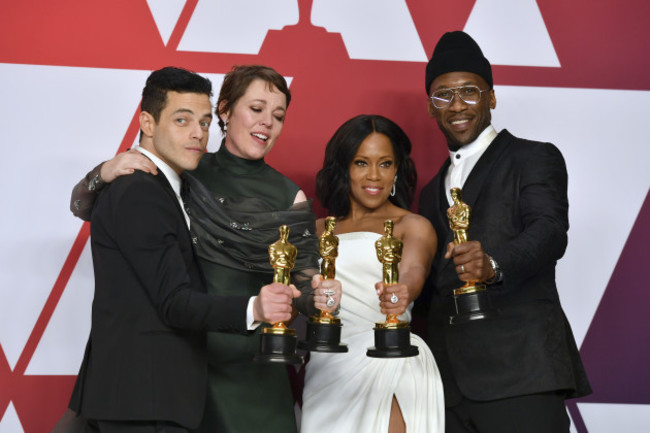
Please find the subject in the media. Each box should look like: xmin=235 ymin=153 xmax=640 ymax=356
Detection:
xmin=216 ymin=65 xmax=291 ymax=132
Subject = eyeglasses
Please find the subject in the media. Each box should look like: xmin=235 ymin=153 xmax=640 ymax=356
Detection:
xmin=429 ymin=85 xmax=489 ymax=109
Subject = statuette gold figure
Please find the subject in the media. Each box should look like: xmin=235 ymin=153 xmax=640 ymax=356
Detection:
xmin=375 ymin=220 xmax=404 ymax=326
xmin=447 ymin=188 xmax=484 ymax=296
xmin=367 ymin=219 xmax=418 ymax=358
xmin=446 ymin=188 xmax=496 ymax=325
xmin=298 ymin=217 xmax=348 ymax=352
xmin=255 ymin=225 xmax=303 ymax=364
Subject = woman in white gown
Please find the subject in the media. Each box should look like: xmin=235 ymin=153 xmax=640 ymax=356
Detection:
xmin=301 ymin=115 xmax=444 ymax=433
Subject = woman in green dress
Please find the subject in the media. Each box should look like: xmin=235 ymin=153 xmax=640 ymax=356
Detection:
xmin=68 ymin=65 xmax=341 ymax=433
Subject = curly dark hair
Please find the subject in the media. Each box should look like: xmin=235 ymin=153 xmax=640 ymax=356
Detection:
xmin=216 ymin=64 xmax=291 ymax=133
xmin=316 ymin=115 xmax=417 ymax=217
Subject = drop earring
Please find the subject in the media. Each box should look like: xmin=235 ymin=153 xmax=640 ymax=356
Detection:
xmin=391 ymin=175 xmax=397 ymax=197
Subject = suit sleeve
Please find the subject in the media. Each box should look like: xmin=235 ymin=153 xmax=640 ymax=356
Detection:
xmin=292 ymin=267 xmax=318 ymax=317
xmin=70 ymin=163 xmax=103 ymax=221
xmin=107 ymin=174 xmax=249 ymax=333
xmin=489 ymin=142 xmax=569 ymax=286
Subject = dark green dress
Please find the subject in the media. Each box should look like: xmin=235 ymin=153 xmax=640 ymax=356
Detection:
xmin=187 ymin=144 xmax=319 ymax=433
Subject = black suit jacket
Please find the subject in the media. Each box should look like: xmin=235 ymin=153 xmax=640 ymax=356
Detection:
xmin=69 ymin=170 xmax=250 ymax=428
xmin=418 ymin=129 xmax=591 ymax=406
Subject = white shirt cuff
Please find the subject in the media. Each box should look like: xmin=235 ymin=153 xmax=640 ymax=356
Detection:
xmin=247 ymin=296 xmax=261 ymax=331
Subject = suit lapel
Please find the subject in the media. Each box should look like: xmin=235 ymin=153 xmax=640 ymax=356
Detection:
xmin=436 ymin=130 xmax=513 ymax=278
xmin=435 ymin=159 xmax=454 ymax=244
xmin=152 ymin=170 xmax=192 ymax=240
xmin=461 ymin=130 xmax=512 ymax=208
xmin=431 ymin=159 xmax=458 ymax=277
xmin=153 ymin=170 xmax=178 ymax=205
xmin=138 ymin=151 xmax=189 ymax=231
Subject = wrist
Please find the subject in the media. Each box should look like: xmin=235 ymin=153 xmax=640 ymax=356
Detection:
xmin=486 ymin=255 xmax=503 ymax=284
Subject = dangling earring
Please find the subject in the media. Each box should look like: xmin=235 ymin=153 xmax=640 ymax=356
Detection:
xmin=223 ymin=122 xmax=228 ymax=134
xmin=391 ymin=175 xmax=397 ymax=197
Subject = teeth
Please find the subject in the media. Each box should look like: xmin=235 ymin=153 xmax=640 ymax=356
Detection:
xmin=252 ymin=133 xmax=268 ymax=141
xmin=451 ymin=119 xmax=469 ymax=125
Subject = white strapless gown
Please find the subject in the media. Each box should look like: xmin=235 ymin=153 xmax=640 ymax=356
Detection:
xmin=301 ymin=232 xmax=444 ymax=432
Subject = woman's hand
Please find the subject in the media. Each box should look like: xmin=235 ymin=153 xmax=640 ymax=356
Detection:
xmin=311 ymin=274 xmax=342 ymax=312
xmin=100 ymin=148 xmax=158 ymax=182
xmin=376 ymin=281 xmax=410 ymax=317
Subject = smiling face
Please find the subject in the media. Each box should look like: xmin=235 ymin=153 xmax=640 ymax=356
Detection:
xmin=348 ymin=132 xmax=398 ymax=212
xmin=427 ymin=71 xmax=496 ymax=151
xmin=140 ymin=90 xmax=213 ymax=174
xmin=221 ymin=79 xmax=287 ymax=160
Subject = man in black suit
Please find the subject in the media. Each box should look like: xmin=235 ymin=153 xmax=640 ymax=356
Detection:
xmin=68 ymin=67 xmax=299 ymax=433
xmin=417 ymin=32 xmax=591 ymax=432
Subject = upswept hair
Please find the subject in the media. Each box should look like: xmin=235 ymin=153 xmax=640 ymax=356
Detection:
xmin=316 ymin=114 xmax=417 ymax=217
xmin=141 ymin=66 xmax=213 ymax=122
xmin=216 ymin=65 xmax=291 ymax=133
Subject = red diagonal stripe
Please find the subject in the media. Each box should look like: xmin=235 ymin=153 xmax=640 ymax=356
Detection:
xmin=13 ymin=224 xmax=90 ymax=376
xmin=13 ymin=105 xmax=141 ymax=376
xmin=165 ymin=0 xmax=200 ymax=51
xmin=0 ymin=345 xmax=12 ymax=425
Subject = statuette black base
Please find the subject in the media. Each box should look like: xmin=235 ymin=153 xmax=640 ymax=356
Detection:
xmin=449 ymin=290 xmax=498 ymax=325
xmin=367 ymin=325 xmax=419 ymax=358
xmin=254 ymin=332 xmax=303 ymax=364
xmin=298 ymin=319 xmax=348 ymax=352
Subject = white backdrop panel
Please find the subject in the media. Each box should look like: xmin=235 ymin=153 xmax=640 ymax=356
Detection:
xmin=0 ymin=64 xmax=149 ymax=370
xmin=493 ymin=85 xmax=650 ymax=345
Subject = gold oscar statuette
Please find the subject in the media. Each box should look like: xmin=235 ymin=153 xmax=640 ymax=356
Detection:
xmin=254 ymin=225 xmax=303 ymax=364
xmin=317 ymin=216 xmax=340 ymax=323
xmin=367 ymin=220 xmax=418 ymax=358
xmin=297 ymin=217 xmax=348 ymax=352
xmin=265 ymin=224 xmax=297 ymax=335
xmin=375 ymin=220 xmax=407 ymax=328
xmin=447 ymin=188 xmax=496 ymax=324
xmin=447 ymin=187 xmax=484 ymax=297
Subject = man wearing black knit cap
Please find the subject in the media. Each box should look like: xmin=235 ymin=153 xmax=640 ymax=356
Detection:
xmin=418 ymin=31 xmax=591 ymax=432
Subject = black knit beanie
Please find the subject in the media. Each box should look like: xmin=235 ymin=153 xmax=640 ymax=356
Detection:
xmin=425 ymin=31 xmax=493 ymax=94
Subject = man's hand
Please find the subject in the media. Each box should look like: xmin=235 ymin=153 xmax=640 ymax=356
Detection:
xmin=312 ymin=274 xmax=342 ymax=312
xmin=253 ymin=282 xmax=301 ymax=323
xmin=100 ymin=148 xmax=158 ymax=183
xmin=445 ymin=240 xmax=495 ymax=283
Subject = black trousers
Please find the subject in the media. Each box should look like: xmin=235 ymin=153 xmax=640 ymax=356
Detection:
xmin=446 ymin=392 xmax=571 ymax=433
xmin=83 ymin=420 xmax=188 ymax=433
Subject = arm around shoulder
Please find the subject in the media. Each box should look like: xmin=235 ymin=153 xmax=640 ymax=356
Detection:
xmin=70 ymin=149 xmax=159 ymax=221
xmin=70 ymin=163 xmax=104 ymax=221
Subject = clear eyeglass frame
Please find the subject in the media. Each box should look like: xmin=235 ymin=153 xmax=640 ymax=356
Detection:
xmin=429 ymin=85 xmax=490 ymax=109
